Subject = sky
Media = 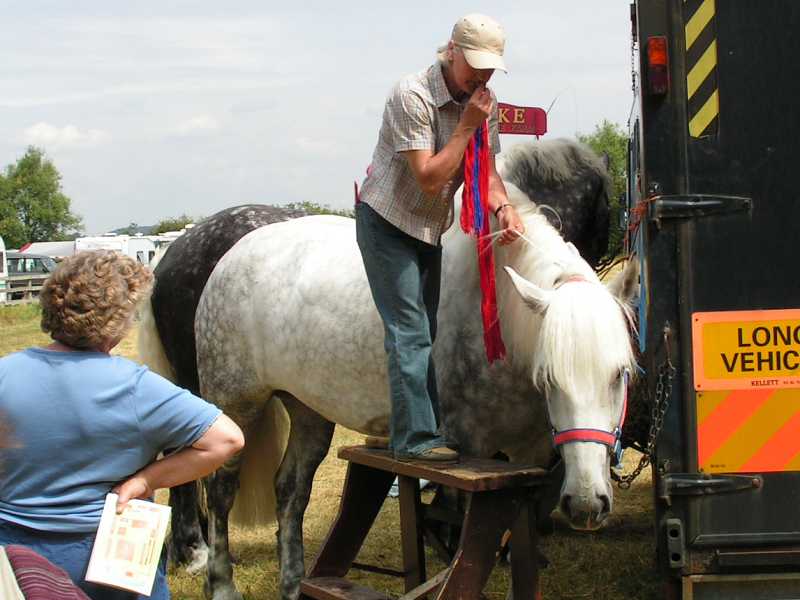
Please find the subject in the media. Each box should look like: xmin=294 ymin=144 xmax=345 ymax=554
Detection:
xmin=1 ymin=1 xmax=635 ymax=234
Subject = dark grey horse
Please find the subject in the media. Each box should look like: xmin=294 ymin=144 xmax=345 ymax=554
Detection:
xmin=146 ymin=204 xmax=306 ymax=566
xmin=500 ymin=138 xmax=611 ymax=267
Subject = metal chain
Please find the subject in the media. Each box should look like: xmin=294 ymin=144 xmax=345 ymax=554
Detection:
xmin=612 ymin=341 xmax=676 ymax=489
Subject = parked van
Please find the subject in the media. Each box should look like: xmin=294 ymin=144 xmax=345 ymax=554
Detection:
xmin=7 ymin=251 xmax=57 ymax=276
xmin=0 ymin=235 xmax=6 ymax=303
xmin=6 ymin=251 xmax=57 ymax=301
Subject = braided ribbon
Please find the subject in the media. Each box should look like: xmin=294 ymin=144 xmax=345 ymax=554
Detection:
xmin=460 ymin=121 xmax=506 ymax=363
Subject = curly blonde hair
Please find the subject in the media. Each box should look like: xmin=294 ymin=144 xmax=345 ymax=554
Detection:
xmin=40 ymin=250 xmax=154 ymax=349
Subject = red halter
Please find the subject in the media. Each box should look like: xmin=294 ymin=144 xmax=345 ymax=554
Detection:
xmin=550 ymin=368 xmax=630 ymax=465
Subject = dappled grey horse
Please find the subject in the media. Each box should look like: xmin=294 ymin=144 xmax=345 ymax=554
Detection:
xmin=139 ymin=139 xmax=632 ymax=600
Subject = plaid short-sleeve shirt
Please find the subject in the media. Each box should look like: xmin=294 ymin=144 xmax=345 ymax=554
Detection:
xmin=359 ymin=63 xmax=501 ymax=245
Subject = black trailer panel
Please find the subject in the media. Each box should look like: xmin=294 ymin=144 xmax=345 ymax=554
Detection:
xmin=630 ymin=0 xmax=800 ymax=596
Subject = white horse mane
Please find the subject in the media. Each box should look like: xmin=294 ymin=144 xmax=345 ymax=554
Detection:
xmin=496 ymin=185 xmax=635 ymax=399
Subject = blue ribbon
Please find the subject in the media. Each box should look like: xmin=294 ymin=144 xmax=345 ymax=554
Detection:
xmin=472 ymin=127 xmax=484 ymax=232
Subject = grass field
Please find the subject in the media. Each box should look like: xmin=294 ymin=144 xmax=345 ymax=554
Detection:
xmin=0 ymin=303 xmax=663 ymax=599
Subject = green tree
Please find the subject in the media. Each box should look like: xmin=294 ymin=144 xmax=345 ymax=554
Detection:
xmin=577 ymin=120 xmax=629 ymax=260
xmin=119 ymin=222 xmax=140 ymax=235
xmin=152 ymin=214 xmax=197 ymax=234
xmin=0 ymin=147 xmax=83 ymax=248
xmin=286 ymin=201 xmax=354 ymax=219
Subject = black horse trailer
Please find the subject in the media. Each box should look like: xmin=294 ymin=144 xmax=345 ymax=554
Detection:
xmin=627 ymin=1 xmax=800 ymax=598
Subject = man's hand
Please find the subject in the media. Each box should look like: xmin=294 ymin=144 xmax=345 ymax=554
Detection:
xmin=461 ymin=86 xmax=493 ymax=130
xmin=496 ymin=205 xmax=525 ymax=246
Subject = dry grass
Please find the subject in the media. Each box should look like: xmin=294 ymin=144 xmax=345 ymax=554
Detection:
xmin=1 ymin=307 xmax=663 ymax=599
xmin=166 ymin=436 xmax=661 ymax=600
xmin=0 ymin=304 xmax=50 ymax=355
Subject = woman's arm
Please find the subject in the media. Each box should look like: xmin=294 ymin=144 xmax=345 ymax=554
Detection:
xmin=113 ymin=414 xmax=244 ymax=513
xmin=404 ymin=86 xmax=493 ymax=198
xmin=488 ymin=156 xmax=525 ymax=245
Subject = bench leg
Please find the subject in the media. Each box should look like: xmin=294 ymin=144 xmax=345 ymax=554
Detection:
xmin=436 ymin=489 xmax=523 ymax=600
xmin=510 ymin=499 xmax=541 ymax=600
xmin=306 ymin=462 xmax=394 ymax=578
xmin=399 ymin=475 xmax=427 ymax=592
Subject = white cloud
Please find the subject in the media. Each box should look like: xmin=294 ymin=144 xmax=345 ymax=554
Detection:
xmin=22 ymin=122 xmax=110 ymax=148
xmin=173 ymin=115 xmax=220 ymax=136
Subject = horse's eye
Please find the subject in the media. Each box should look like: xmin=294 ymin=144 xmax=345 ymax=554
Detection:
xmin=611 ymin=370 xmax=624 ymax=387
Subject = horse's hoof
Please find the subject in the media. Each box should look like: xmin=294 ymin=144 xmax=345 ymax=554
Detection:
xmin=280 ymin=584 xmax=301 ymax=600
xmin=169 ymin=539 xmax=209 ymax=569
xmin=204 ymin=580 xmax=243 ymax=600
xmin=185 ymin=545 xmax=209 ymax=575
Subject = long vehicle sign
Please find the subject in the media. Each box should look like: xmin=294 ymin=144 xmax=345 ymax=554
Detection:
xmin=692 ymin=309 xmax=800 ymax=391
xmin=694 ymin=309 xmax=800 ymax=473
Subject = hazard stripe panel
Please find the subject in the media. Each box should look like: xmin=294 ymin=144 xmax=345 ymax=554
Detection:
xmin=697 ymin=389 xmax=800 ymax=473
xmin=683 ymin=0 xmax=719 ymax=138
xmin=687 ymin=40 xmax=717 ymax=99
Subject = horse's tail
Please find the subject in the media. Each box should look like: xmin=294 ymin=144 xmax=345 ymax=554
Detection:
xmin=138 ymin=246 xmax=176 ymax=381
xmin=137 ymin=295 xmax=176 ymax=383
xmin=229 ymin=394 xmax=290 ymax=526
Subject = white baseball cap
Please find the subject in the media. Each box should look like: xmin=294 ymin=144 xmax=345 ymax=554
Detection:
xmin=451 ymin=14 xmax=507 ymax=72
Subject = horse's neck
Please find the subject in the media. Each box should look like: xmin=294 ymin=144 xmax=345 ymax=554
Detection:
xmin=494 ymin=213 xmax=598 ymax=368
xmin=437 ymin=214 xmax=559 ymax=456
xmin=441 ymin=211 xmax=597 ymax=321
xmin=499 ymin=213 xmax=596 ymax=288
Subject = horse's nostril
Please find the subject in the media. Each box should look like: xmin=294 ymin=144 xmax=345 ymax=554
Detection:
xmin=559 ymin=494 xmax=572 ymax=518
xmin=598 ymin=493 xmax=611 ymax=517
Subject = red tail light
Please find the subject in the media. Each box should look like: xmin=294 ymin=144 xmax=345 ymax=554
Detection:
xmin=646 ymin=36 xmax=669 ymax=95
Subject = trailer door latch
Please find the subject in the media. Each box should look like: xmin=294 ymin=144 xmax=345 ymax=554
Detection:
xmin=658 ymin=473 xmax=762 ymax=506
xmin=649 ymin=194 xmax=752 ymax=226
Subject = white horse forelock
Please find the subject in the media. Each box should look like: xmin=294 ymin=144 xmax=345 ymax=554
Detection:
xmin=495 ymin=184 xmax=635 ymax=400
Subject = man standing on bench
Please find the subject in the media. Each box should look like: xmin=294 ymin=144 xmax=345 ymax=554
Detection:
xmin=355 ymin=14 xmax=525 ymax=463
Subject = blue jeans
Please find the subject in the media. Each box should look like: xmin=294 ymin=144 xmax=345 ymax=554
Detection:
xmin=355 ymin=202 xmax=447 ymax=458
xmin=0 ymin=520 xmax=169 ymax=600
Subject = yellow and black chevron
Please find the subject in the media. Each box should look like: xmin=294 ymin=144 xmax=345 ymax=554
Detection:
xmin=684 ymin=0 xmax=719 ymax=138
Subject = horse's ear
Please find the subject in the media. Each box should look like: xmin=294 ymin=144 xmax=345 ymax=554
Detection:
xmin=565 ymin=242 xmax=580 ymax=257
xmin=504 ymin=267 xmax=552 ymax=314
xmin=607 ymin=259 xmax=640 ymax=306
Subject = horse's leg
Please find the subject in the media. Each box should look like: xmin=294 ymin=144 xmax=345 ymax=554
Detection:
xmin=204 ymin=454 xmax=244 ymax=600
xmin=274 ymin=393 xmax=335 ymax=600
xmin=168 ymin=481 xmax=209 ymax=574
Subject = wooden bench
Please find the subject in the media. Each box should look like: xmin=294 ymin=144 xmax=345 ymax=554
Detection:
xmin=300 ymin=445 xmax=549 ymax=600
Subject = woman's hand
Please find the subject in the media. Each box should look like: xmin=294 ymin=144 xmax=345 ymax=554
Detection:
xmin=460 ymin=86 xmax=493 ymax=130
xmin=110 ymin=414 xmax=244 ymax=515
xmin=496 ymin=204 xmax=525 ymax=246
xmin=112 ymin=474 xmax=153 ymax=514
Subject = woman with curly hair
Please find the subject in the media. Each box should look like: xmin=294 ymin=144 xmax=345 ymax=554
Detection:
xmin=0 ymin=250 xmax=244 ymax=599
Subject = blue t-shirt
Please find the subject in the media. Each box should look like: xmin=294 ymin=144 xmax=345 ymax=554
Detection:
xmin=0 ymin=348 xmax=221 ymax=532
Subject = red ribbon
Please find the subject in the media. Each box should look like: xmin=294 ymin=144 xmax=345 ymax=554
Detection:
xmin=461 ymin=121 xmax=506 ymax=363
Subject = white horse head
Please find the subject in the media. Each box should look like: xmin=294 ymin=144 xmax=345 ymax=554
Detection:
xmin=497 ymin=188 xmax=637 ymax=530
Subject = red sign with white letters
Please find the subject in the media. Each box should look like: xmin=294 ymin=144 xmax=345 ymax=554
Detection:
xmin=497 ymin=103 xmax=547 ymax=136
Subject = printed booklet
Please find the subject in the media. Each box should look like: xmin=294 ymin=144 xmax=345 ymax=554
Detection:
xmin=85 ymin=493 xmax=171 ymax=596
